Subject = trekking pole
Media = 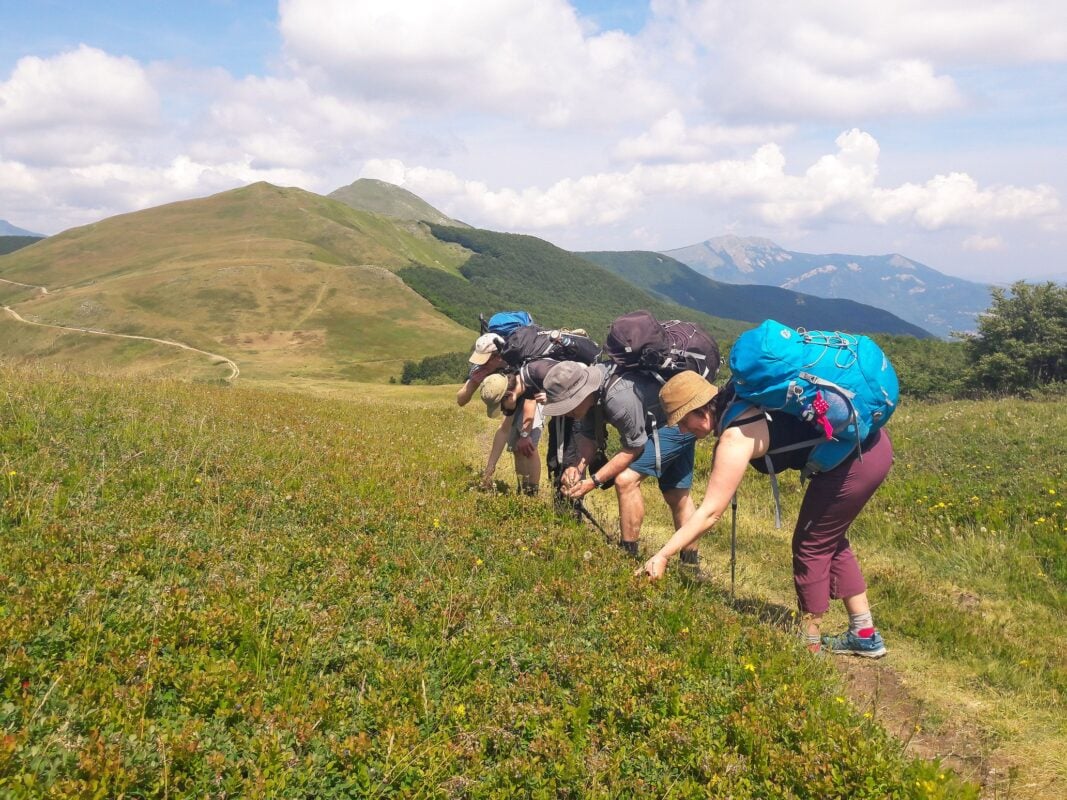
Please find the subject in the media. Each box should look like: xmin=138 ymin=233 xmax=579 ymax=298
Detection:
xmin=575 ymin=498 xmax=612 ymax=542
xmin=730 ymin=493 xmax=738 ymax=599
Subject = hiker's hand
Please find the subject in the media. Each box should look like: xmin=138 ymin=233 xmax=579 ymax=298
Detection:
xmin=635 ymin=554 xmax=668 ymax=580
xmin=562 ymin=477 xmax=592 ymax=499
xmin=516 ymin=436 xmax=535 ymax=457
xmin=561 ymin=466 xmax=581 ymax=490
xmin=533 ymin=391 xmax=547 ymax=403
xmin=469 ymin=364 xmax=491 ymax=384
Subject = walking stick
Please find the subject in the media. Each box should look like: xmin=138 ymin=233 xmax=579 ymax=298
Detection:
xmin=730 ymin=493 xmax=738 ymax=598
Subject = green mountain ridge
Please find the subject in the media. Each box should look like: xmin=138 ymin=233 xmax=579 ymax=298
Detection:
xmin=0 ymin=182 xmax=476 ymax=383
xmin=1 ymin=181 xmax=750 ymax=385
xmin=329 ymin=177 xmax=467 ymax=227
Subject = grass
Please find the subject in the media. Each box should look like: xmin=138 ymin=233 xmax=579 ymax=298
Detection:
xmin=617 ymin=398 xmax=1066 ymax=797
xmin=0 ymin=363 xmax=976 ymax=798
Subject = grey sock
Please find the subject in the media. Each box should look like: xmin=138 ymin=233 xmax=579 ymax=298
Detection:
xmin=849 ymin=610 xmax=874 ymax=635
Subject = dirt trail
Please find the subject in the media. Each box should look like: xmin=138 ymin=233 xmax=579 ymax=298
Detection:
xmin=2 ymin=305 xmax=239 ymax=381
xmin=0 ymin=277 xmax=49 ymax=294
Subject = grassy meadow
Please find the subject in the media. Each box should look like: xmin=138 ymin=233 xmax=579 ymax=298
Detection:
xmin=0 ymin=363 xmax=989 ymax=798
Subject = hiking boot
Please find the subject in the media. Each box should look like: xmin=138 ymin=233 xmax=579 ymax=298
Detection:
xmin=821 ymin=629 xmax=887 ymax=659
xmin=618 ymin=540 xmax=639 ymax=559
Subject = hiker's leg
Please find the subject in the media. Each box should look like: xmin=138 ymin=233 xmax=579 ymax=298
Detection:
xmin=482 ymin=416 xmax=511 ymax=488
xmin=614 ymin=467 xmax=646 ymax=545
xmin=794 ymin=430 xmax=894 ymax=616
xmin=658 ymin=431 xmax=698 ymax=560
xmin=510 ymin=411 xmax=543 ymax=495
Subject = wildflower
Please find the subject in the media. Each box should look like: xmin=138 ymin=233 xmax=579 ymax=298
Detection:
xmin=475 ymin=558 xmax=483 ymax=566
xmin=835 ymin=696 xmax=845 ymax=704
xmin=453 ymin=704 xmax=466 ymax=718
xmin=6 ymin=470 xmax=15 ymax=477
xmin=863 ymin=711 xmax=873 ymax=719
xmin=1050 ymin=489 xmax=1057 ymax=495
xmin=582 ymin=551 xmax=592 ymax=561
xmin=432 ymin=518 xmax=440 ymax=528
xmin=194 ymin=477 xmax=202 ymax=484
xmin=1036 ymin=517 xmax=1046 ymax=525
xmin=679 ymin=627 xmax=689 ymax=635
xmin=743 ymin=663 xmax=756 ymax=674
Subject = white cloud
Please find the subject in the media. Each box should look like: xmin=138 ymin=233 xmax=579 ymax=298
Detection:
xmin=613 ymin=110 xmax=793 ymax=161
xmin=962 ymin=234 xmax=1005 ymax=252
xmin=278 ymin=0 xmax=673 ymax=125
xmin=200 ymin=75 xmax=393 ymax=169
xmin=0 ymin=45 xmax=160 ymax=167
xmin=653 ymin=0 xmax=1067 ymax=120
xmin=370 ymin=129 xmax=1060 ymax=236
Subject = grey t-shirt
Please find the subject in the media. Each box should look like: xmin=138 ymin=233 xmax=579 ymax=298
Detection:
xmin=574 ymin=364 xmax=665 ymax=450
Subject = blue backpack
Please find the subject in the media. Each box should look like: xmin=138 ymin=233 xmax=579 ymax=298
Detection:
xmin=722 ymin=319 xmax=899 ymax=477
xmin=485 ymin=311 xmax=533 ymax=337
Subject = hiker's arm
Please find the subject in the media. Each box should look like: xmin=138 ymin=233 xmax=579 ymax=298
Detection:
xmin=562 ymin=444 xmax=642 ymax=499
xmin=515 ymin=399 xmax=537 ymax=457
xmin=456 ymin=358 xmax=503 ymax=406
xmin=638 ymin=428 xmax=754 ymax=579
xmin=481 ymin=416 xmax=511 ymax=487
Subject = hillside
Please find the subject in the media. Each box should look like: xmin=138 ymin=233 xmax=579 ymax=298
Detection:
xmin=0 ymin=236 xmax=44 ymax=256
xmin=0 ymin=363 xmax=987 ymax=797
xmin=664 ymin=236 xmax=992 ymax=338
xmin=329 ymin=177 xmax=467 ymax=227
xmin=580 ymin=250 xmax=933 ymax=338
xmin=0 ymin=183 xmax=475 ymax=383
xmin=401 ymin=225 xmax=748 ymax=346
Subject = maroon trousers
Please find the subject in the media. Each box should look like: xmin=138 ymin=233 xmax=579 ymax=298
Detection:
xmin=792 ymin=430 xmax=893 ymax=615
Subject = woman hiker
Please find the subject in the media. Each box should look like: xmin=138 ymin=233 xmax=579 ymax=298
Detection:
xmin=636 ymin=371 xmax=892 ymax=658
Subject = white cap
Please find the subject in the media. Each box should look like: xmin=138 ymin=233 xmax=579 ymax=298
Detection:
xmin=469 ymin=333 xmax=504 ymax=364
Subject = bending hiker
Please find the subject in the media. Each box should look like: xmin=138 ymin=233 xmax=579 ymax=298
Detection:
xmin=639 ymin=372 xmax=891 ymax=658
xmin=542 ymin=361 xmax=700 ymax=565
xmin=457 ymin=333 xmax=542 ymax=494
xmin=478 ymin=372 xmax=543 ymax=494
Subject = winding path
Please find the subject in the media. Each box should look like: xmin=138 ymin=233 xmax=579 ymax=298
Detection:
xmin=1 ymin=304 xmax=240 ymax=381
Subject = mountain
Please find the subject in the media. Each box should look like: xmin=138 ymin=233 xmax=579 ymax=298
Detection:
xmin=579 ymin=250 xmax=932 ymax=338
xmin=0 ymin=183 xmax=476 ymax=383
xmin=401 ymin=225 xmax=747 ymax=347
xmin=0 ymin=220 xmax=42 ymax=237
xmin=2 ymin=180 xmax=747 ymax=384
xmin=663 ymin=236 xmax=992 ymax=338
xmin=329 ymin=178 xmax=467 ymax=227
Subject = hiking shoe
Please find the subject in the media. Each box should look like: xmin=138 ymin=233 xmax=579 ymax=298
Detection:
xmin=821 ymin=630 xmax=887 ymax=659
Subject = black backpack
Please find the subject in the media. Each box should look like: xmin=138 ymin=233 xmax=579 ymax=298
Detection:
xmin=604 ymin=310 xmax=720 ymax=382
xmin=500 ymin=325 xmax=602 ymax=369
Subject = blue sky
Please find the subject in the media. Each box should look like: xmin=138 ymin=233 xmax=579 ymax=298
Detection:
xmin=2 ymin=1 xmax=1065 ymax=282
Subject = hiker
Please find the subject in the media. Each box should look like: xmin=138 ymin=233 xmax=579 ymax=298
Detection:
xmin=542 ymin=361 xmax=700 ymax=565
xmin=456 ymin=333 xmax=541 ymax=494
xmin=477 ymin=372 xmax=543 ymax=494
xmin=638 ymin=372 xmax=891 ymax=658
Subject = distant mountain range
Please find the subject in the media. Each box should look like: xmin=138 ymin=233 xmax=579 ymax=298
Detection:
xmin=0 ymin=220 xmax=42 ymax=237
xmin=579 ymin=250 xmax=931 ymax=338
xmin=663 ymin=236 xmax=992 ymax=338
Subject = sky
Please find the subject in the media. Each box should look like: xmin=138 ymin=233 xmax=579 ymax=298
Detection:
xmin=1 ymin=1 xmax=1066 ymax=283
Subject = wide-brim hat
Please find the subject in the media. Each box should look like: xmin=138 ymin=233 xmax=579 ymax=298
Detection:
xmin=480 ymin=373 xmax=508 ymax=418
xmin=541 ymin=362 xmax=602 ymax=417
xmin=660 ymin=371 xmax=718 ymax=427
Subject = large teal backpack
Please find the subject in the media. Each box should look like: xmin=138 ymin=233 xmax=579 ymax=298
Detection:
xmin=722 ymin=319 xmax=899 ymax=477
